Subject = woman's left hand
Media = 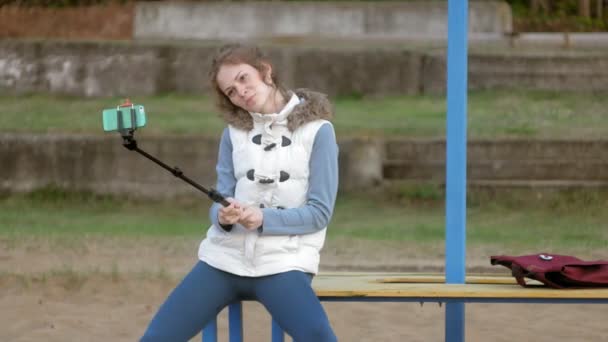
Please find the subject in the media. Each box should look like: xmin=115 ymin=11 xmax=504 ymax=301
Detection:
xmin=239 ymin=206 xmax=263 ymax=230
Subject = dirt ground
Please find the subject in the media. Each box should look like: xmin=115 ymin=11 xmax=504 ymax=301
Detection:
xmin=1 ymin=236 xmax=607 ymax=342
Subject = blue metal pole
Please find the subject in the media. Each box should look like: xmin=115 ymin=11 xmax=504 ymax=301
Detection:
xmin=445 ymin=0 xmax=468 ymax=342
xmin=228 ymin=302 xmax=243 ymax=342
xmin=202 ymin=317 xmax=218 ymax=342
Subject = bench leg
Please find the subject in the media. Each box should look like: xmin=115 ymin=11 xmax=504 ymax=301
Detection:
xmin=271 ymin=319 xmax=284 ymax=342
xmin=203 ymin=302 xmax=285 ymax=342
xmin=228 ymin=302 xmax=243 ymax=342
xmin=445 ymin=302 xmax=465 ymax=342
xmin=202 ymin=317 xmax=217 ymax=342
xmin=202 ymin=303 xmax=243 ymax=342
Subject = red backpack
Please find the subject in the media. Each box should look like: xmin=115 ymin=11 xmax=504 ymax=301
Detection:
xmin=490 ymin=253 xmax=608 ymax=289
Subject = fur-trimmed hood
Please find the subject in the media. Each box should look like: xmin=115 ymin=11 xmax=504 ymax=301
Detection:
xmin=221 ymin=89 xmax=333 ymax=132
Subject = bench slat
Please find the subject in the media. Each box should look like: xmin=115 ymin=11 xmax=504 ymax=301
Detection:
xmin=313 ymin=273 xmax=608 ymax=299
xmin=317 ymin=272 xmax=518 ymax=284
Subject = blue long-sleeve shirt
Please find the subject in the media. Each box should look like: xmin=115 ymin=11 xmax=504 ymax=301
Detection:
xmin=209 ymin=123 xmax=338 ymax=235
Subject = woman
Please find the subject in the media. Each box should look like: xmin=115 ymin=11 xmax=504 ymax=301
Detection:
xmin=141 ymin=43 xmax=339 ymax=342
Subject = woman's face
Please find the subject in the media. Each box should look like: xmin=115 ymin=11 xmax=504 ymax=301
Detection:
xmin=216 ymin=63 xmax=274 ymax=114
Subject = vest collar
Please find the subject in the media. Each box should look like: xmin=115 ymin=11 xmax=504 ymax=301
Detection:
xmin=249 ymin=93 xmax=300 ymax=134
xmin=222 ymin=89 xmax=333 ymax=132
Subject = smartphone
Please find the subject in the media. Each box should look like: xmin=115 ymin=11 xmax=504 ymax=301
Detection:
xmin=102 ymin=105 xmax=147 ymax=132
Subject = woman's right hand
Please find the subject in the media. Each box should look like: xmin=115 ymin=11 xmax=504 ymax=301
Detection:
xmin=218 ymin=198 xmax=243 ymax=225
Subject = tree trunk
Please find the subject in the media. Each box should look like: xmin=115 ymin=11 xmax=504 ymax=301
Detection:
xmin=579 ymin=0 xmax=591 ymax=18
xmin=531 ymin=0 xmax=550 ymax=14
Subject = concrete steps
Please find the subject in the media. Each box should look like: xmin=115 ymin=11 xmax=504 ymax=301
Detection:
xmin=2 ymin=134 xmax=607 ymax=198
xmin=382 ymin=139 xmax=608 ymax=189
xmin=383 ymin=160 xmax=608 ymax=181
xmin=468 ymin=179 xmax=608 ymax=189
xmin=380 ymin=179 xmax=608 ymax=202
xmin=385 ymin=139 xmax=608 ymax=160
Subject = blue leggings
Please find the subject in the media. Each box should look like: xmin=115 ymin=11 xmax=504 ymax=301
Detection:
xmin=141 ymin=261 xmax=337 ymax=342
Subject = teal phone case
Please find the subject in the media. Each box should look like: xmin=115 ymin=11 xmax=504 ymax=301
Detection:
xmin=102 ymin=105 xmax=147 ymax=132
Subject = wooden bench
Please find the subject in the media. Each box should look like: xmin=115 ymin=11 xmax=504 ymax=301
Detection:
xmin=201 ymin=272 xmax=608 ymax=342
xmin=313 ymin=272 xmax=608 ymax=302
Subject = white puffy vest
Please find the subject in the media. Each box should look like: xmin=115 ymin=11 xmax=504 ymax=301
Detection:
xmin=198 ymin=95 xmax=330 ymax=277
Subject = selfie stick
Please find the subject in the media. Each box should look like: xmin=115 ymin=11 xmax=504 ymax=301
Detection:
xmin=115 ymin=99 xmax=231 ymax=210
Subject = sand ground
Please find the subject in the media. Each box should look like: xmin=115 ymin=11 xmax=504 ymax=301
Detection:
xmin=1 ymin=236 xmax=607 ymax=342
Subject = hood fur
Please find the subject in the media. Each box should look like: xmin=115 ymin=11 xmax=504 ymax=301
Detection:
xmin=221 ymin=89 xmax=333 ymax=131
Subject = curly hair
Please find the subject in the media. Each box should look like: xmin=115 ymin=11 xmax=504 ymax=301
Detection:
xmin=209 ymin=43 xmax=288 ymax=116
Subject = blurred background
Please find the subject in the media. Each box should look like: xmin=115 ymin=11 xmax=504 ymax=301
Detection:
xmin=1 ymin=1 xmax=608 ymax=341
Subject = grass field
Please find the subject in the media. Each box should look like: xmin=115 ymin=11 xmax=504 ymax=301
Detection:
xmin=1 ymin=187 xmax=606 ymax=256
xmin=1 ymin=89 xmax=607 ymax=269
xmin=1 ymin=89 xmax=607 ymax=138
